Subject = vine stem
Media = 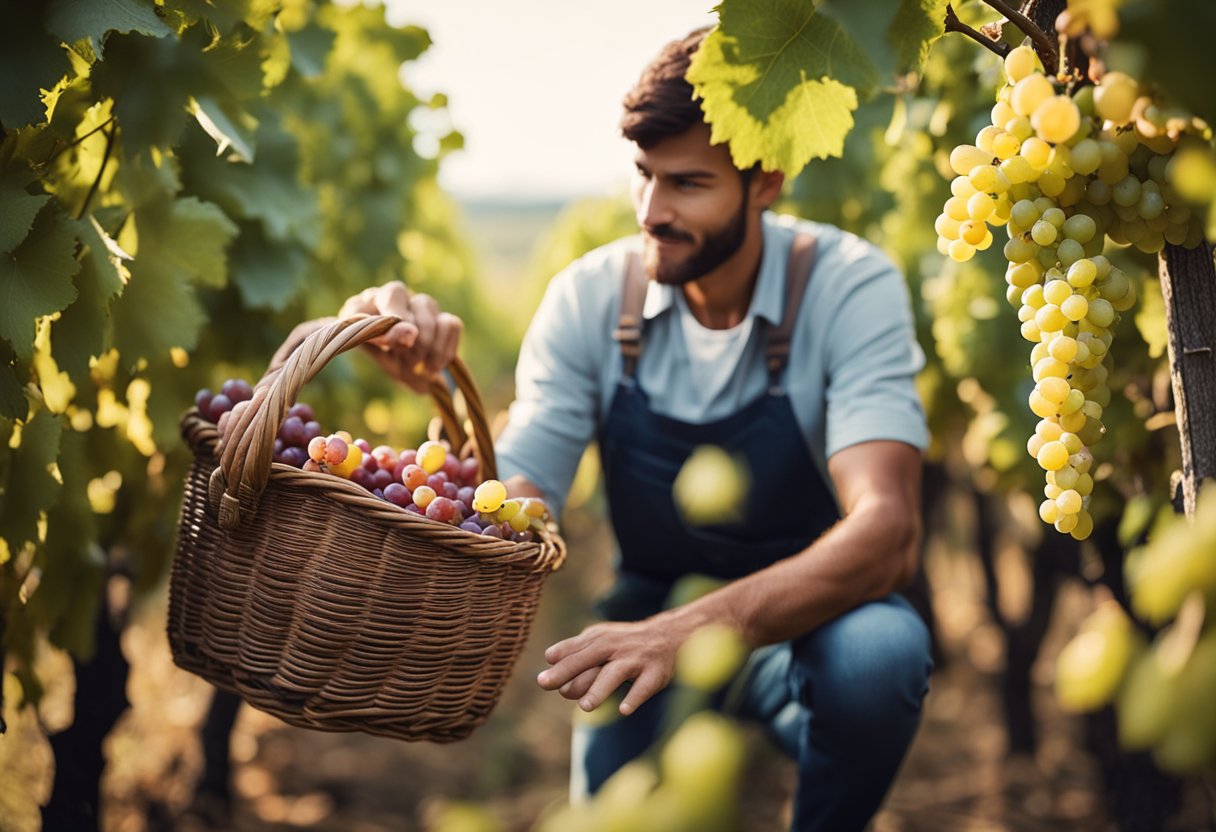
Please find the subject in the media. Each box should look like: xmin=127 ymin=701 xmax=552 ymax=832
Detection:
xmin=944 ymin=4 xmax=1011 ymax=58
xmin=76 ymin=125 xmax=114 ymax=221
xmin=980 ymin=0 xmax=1058 ymax=70
xmin=44 ymin=117 xmax=115 ymax=167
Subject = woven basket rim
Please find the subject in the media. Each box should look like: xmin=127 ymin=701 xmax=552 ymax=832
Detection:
xmin=182 ymin=409 xmax=566 ymax=572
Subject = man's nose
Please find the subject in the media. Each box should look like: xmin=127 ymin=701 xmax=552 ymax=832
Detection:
xmin=637 ymin=180 xmax=674 ymax=229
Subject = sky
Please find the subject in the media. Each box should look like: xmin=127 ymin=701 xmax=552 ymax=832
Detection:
xmin=384 ymin=0 xmax=719 ymax=202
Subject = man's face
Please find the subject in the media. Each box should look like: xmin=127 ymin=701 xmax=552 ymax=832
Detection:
xmin=631 ymin=124 xmax=750 ymax=285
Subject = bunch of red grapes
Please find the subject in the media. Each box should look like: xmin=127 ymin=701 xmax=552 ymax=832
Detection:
xmin=194 ymin=379 xmax=549 ymax=541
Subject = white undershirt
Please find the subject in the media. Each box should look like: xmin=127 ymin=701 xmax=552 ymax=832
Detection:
xmin=675 ymin=290 xmax=754 ymax=411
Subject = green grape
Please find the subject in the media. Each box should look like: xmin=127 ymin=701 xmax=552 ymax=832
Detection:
xmin=1031 ymin=219 xmax=1058 ymax=246
xmin=1055 ymin=601 xmax=1137 ymax=712
xmin=1008 ymin=261 xmax=1041 ymax=289
xmin=1070 ymin=138 xmax=1103 ymax=175
xmin=1112 ymin=175 xmax=1143 ymax=207
xmin=676 ymin=624 xmax=749 ymax=691
xmin=1004 ymin=236 xmax=1038 ymax=263
xmin=968 ymin=164 xmax=999 ymax=192
xmin=1057 ymin=239 xmax=1085 ymax=267
xmin=1087 ymin=298 xmax=1116 ymax=328
xmin=967 ymin=191 xmax=996 ymax=221
xmin=1041 ymin=207 xmax=1066 ymax=228
xmin=1085 ymin=178 xmax=1113 ymax=205
xmin=1038 ymin=170 xmax=1067 ymax=197
xmin=1118 ymin=652 xmax=1175 ymax=750
xmin=1062 ymin=214 xmax=1097 ymax=243
xmin=1011 ymin=199 xmax=1040 ymax=227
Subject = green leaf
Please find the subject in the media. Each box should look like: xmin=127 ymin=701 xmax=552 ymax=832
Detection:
xmin=0 ymin=410 xmax=64 ymax=554
xmin=689 ymin=19 xmax=859 ymax=175
xmin=111 ymin=261 xmax=207 ymax=360
xmin=91 ymin=32 xmax=198 ymax=151
xmin=228 ymin=225 xmax=309 ymax=311
xmin=51 ymin=217 xmax=129 ymax=379
xmin=192 ymin=95 xmax=258 ymax=162
xmin=180 ymin=119 xmax=318 ymax=243
xmin=690 ymin=0 xmax=946 ymax=177
xmin=0 ymin=340 xmax=29 ymax=421
xmin=889 ymin=0 xmax=949 ymax=73
xmin=46 ymin=0 xmax=173 ymax=59
xmin=138 ymin=196 xmax=239 ymax=288
xmin=0 ymin=192 xmax=52 ymax=253
xmin=0 ymin=10 xmax=71 ymax=128
xmin=0 ymin=204 xmax=81 ymax=362
xmin=36 ymin=430 xmax=103 ymax=659
xmin=287 ymin=22 xmax=336 ymax=79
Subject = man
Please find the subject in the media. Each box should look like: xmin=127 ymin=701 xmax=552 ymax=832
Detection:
xmin=342 ymin=27 xmax=931 ymax=832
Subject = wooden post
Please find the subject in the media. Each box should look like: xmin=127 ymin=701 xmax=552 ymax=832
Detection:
xmin=1157 ymin=241 xmax=1216 ymax=519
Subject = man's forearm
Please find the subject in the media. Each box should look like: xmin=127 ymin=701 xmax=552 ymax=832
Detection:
xmin=666 ymin=501 xmax=921 ymax=649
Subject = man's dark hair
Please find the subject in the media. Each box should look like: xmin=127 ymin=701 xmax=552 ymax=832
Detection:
xmin=620 ymin=27 xmax=713 ymax=149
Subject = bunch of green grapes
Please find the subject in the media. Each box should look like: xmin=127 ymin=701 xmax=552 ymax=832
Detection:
xmin=935 ymin=45 xmax=1209 ymax=540
xmin=1055 ymin=485 xmax=1216 ymax=772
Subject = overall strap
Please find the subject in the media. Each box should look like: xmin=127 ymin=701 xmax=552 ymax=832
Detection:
xmin=614 ymin=251 xmax=648 ymax=379
xmin=765 ymin=232 xmax=818 ymax=386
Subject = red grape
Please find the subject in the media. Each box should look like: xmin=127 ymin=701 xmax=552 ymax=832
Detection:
xmin=426 ymin=497 xmax=456 ymax=523
xmin=459 ymin=457 xmax=480 ymax=486
xmin=384 ymin=483 xmax=411 ymax=507
xmin=401 ymin=464 xmax=427 ymax=491
xmin=324 ymin=436 xmax=348 ymax=466
xmin=287 ymin=403 xmax=316 ymax=423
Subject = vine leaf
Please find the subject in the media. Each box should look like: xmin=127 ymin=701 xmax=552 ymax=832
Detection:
xmin=51 ymin=216 xmax=131 ymax=379
xmin=0 ymin=192 xmax=52 ymax=253
xmin=37 ymin=430 xmax=105 ymax=660
xmin=192 ymin=96 xmax=258 ymax=163
xmin=46 ymin=0 xmax=173 ymax=59
xmin=0 ymin=340 xmax=29 ymax=421
xmin=0 ymin=410 xmax=64 ymax=556
xmin=0 ymin=13 xmax=71 ymax=127
xmin=110 ymin=195 xmax=237 ymax=362
xmin=689 ymin=0 xmax=946 ymax=176
xmin=0 ymin=204 xmax=81 ymax=363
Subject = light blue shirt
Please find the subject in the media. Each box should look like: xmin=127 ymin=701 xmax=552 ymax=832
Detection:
xmin=496 ymin=212 xmax=929 ymax=519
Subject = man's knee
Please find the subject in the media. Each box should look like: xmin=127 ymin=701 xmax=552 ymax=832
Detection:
xmin=790 ymin=596 xmax=931 ymax=749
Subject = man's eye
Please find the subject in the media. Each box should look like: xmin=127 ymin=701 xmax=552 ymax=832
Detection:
xmin=676 ymin=179 xmax=700 ymax=190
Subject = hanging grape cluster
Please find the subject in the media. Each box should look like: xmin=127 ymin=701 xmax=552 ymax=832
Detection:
xmin=935 ymin=44 xmax=1209 ymax=540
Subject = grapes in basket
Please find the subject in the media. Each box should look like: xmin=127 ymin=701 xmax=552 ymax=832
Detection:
xmin=195 ymin=380 xmax=549 ymax=541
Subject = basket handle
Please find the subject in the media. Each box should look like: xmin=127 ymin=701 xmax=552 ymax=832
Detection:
xmin=210 ymin=314 xmax=497 ymax=529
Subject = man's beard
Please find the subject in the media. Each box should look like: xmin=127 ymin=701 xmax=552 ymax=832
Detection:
xmin=643 ymin=195 xmax=749 ymax=286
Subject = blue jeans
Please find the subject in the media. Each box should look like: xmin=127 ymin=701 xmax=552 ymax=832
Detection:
xmin=571 ymin=593 xmax=932 ymax=832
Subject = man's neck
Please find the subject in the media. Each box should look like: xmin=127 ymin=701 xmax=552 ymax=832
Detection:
xmin=681 ymin=217 xmax=765 ymax=330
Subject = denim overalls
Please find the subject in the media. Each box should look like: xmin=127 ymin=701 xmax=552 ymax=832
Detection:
xmin=574 ymin=233 xmax=933 ymax=832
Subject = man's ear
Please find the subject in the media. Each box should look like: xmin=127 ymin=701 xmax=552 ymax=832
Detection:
xmin=752 ymin=168 xmax=785 ymax=209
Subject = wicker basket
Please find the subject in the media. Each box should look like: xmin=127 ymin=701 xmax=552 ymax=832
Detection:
xmin=168 ymin=315 xmax=565 ymax=742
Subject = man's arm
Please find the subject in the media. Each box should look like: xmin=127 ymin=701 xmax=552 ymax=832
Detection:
xmin=536 ymin=439 xmax=923 ymax=715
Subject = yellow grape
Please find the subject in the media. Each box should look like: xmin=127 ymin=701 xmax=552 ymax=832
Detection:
xmin=1011 ymin=73 xmax=1054 ymax=118
xmin=992 ymin=132 xmax=1022 ymax=160
xmin=948 ymin=239 xmax=976 ymax=262
xmin=1004 ymin=44 xmax=1038 ymax=84
xmin=1055 ymin=512 xmax=1079 ymax=534
xmin=417 ymin=440 xmax=447 ymax=474
xmin=1070 ymin=510 xmax=1094 ymax=541
xmin=675 ymin=624 xmax=749 ymax=691
xmin=1039 ymin=499 xmax=1060 ymax=524
xmin=1057 ymin=489 xmax=1083 ymax=514
xmin=1038 ymin=376 xmax=1071 ymax=404
xmin=1020 ymin=137 xmax=1052 ymax=170
xmin=950 ymin=144 xmax=993 ymax=176
xmin=472 ymin=478 xmax=507 ymax=513
xmin=1062 ymin=294 xmax=1089 ymax=322
xmin=1094 ymin=71 xmax=1139 ymax=123
xmin=1037 ymin=440 xmax=1069 ymax=470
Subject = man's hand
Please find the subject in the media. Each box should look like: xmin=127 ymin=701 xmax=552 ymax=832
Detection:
xmin=537 ymin=615 xmax=698 ymax=716
xmin=338 ymin=281 xmax=463 ymax=393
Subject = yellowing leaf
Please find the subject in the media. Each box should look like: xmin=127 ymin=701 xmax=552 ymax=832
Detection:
xmin=688 ymin=5 xmax=863 ymax=176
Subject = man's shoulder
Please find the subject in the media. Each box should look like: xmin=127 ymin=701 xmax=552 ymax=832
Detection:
xmin=766 ymin=214 xmax=905 ymax=315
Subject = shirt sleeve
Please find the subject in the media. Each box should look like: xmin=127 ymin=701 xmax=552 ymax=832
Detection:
xmin=494 ymin=264 xmax=605 ymax=520
xmin=822 ymin=246 xmax=929 ymax=459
